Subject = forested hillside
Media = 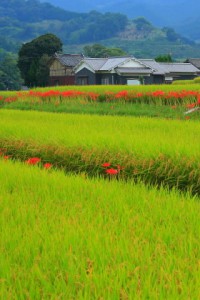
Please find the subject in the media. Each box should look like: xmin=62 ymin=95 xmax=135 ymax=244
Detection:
xmin=41 ymin=0 xmax=200 ymax=41
xmin=0 ymin=0 xmax=200 ymax=59
xmin=0 ymin=0 xmax=127 ymax=47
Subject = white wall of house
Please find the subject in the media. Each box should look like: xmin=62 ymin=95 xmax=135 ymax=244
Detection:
xmin=75 ymin=63 xmax=95 ymax=73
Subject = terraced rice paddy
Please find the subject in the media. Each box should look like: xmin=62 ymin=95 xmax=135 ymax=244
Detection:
xmin=0 ymin=85 xmax=200 ymax=299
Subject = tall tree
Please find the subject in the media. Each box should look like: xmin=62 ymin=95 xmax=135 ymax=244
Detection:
xmin=18 ymin=33 xmax=62 ymax=87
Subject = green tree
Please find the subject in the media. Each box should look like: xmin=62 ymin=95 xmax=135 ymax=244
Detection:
xmin=83 ymin=44 xmax=126 ymax=58
xmin=155 ymin=54 xmax=173 ymax=62
xmin=18 ymin=33 xmax=62 ymax=87
xmin=36 ymin=54 xmax=51 ymax=87
xmin=0 ymin=54 xmax=23 ymax=90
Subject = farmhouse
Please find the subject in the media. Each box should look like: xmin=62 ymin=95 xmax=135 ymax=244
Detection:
xmin=74 ymin=56 xmax=200 ymax=85
xmin=48 ymin=54 xmax=200 ymax=86
xmin=74 ymin=57 xmax=153 ymax=85
xmin=49 ymin=53 xmax=84 ymax=86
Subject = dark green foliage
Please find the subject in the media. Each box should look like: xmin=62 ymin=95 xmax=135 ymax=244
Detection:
xmin=53 ymin=11 xmax=128 ymax=44
xmin=155 ymin=54 xmax=173 ymax=62
xmin=0 ymin=0 xmax=128 ymax=49
xmin=0 ymin=54 xmax=23 ymax=90
xmin=83 ymin=44 xmax=126 ymax=57
xmin=134 ymin=17 xmax=153 ymax=32
xmin=0 ymin=0 xmax=79 ymax=23
xmin=162 ymin=27 xmax=193 ymax=45
xmin=36 ymin=54 xmax=51 ymax=87
xmin=18 ymin=33 xmax=62 ymax=87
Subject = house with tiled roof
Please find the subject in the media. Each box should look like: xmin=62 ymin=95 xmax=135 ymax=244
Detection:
xmin=74 ymin=57 xmax=154 ymax=85
xmin=185 ymin=58 xmax=200 ymax=70
xmin=74 ymin=56 xmax=200 ymax=85
xmin=142 ymin=60 xmax=200 ymax=83
xmin=49 ymin=53 xmax=84 ymax=86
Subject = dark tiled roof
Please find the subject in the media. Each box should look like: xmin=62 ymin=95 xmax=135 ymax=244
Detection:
xmin=140 ymin=59 xmax=166 ymax=75
xmin=55 ymin=53 xmax=84 ymax=67
xmin=159 ymin=63 xmax=199 ymax=73
xmin=82 ymin=58 xmax=107 ymax=71
xmin=76 ymin=56 xmax=152 ymax=72
xmin=186 ymin=58 xmax=200 ymax=69
xmin=100 ymin=57 xmax=130 ymax=71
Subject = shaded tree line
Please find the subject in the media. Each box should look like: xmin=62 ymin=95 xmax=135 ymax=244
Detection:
xmin=0 ymin=54 xmax=23 ymax=90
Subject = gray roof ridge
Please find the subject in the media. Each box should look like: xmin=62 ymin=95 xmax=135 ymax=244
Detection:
xmin=100 ymin=57 xmax=131 ymax=71
xmin=84 ymin=57 xmax=108 ymax=60
xmin=140 ymin=58 xmax=155 ymax=61
xmin=55 ymin=53 xmax=83 ymax=56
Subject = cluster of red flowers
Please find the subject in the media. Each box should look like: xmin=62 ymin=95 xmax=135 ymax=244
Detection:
xmin=101 ymin=162 xmax=124 ymax=175
xmin=25 ymin=157 xmax=52 ymax=169
xmin=25 ymin=157 xmax=41 ymax=165
xmin=2 ymin=88 xmax=200 ymax=108
xmin=4 ymin=96 xmax=17 ymax=103
xmin=115 ymin=90 xmax=129 ymax=99
xmin=0 ymin=151 xmax=52 ymax=169
xmin=27 ymin=90 xmax=96 ymax=100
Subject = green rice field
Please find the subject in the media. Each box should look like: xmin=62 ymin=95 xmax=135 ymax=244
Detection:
xmin=1 ymin=159 xmax=200 ymax=299
xmin=1 ymin=84 xmax=200 ymax=299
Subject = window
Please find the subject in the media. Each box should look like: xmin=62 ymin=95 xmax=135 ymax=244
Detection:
xmin=101 ymin=76 xmax=109 ymax=85
xmin=127 ymin=79 xmax=140 ymax=85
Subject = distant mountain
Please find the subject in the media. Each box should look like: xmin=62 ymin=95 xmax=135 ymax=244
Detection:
xmin=1 ymin=0 xmax=200 ymax=60
xmin=40 ymin=0 xmax=200 ymax=41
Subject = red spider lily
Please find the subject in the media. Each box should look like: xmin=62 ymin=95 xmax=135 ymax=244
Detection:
xmin=61 ymin=90 xmax=84 ymax=98
xmin=87 ymin=92 xmax=99 ymax=101
xmin=102 ymin=162 xmax=111 ymax=168
xmin=197 ymin=96 xmax=200 ymax=105
xmin=26 ymin=157 xmax=41 ymax=165
xmin=41 ymin=90 xmax=60 ymax=98
xmin=4 ymin=155 xmax=10 ymax=160
xmin=106 ymin=168 xmax=118 ymax=175
xmin=4 ymin=97 xmax=17 ymax=103
xmin=171 ymin=105 xmax=177 ymax=109
xmin=152 ymin=90 xmax=165 ymax=97
xmin=185 ymin=116 xmax=190 ymax=120
xmin=43 ymin=163 xmax=52 ymax=169
xmin=136 ymin=92 xmax=143 ymax=98
xmin=115 ymin=90 xmax=128 ymax=99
